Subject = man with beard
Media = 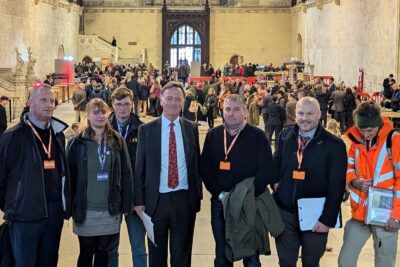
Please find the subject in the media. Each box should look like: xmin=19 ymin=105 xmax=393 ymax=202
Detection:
xmin=273 ymin=96 xmax=347 ymax=267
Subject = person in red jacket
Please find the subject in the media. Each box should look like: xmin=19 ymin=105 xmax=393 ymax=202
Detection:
xmin=339 ymin=101 xmax=400 ymax=267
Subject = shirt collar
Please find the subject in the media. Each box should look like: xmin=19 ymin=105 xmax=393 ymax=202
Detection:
xmin=299 ymin=127 xmax=317 ymax=139
xmin=27 ymin=114 xmax=50 ymax=129
xmin=161 ymin=113 xmax=180 ymax=129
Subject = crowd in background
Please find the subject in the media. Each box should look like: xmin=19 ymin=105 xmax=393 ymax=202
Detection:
xmin=69 ymin=60 xmax=371 ymax=146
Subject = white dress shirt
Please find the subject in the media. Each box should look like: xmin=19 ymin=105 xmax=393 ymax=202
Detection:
xmin=159 ymin=114 xmax=189 ymax=193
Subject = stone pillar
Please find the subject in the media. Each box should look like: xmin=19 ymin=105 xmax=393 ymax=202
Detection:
xmin=14 ymin=73 xmax=30 ymax=119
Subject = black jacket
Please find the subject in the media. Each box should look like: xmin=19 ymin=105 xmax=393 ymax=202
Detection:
xmin=127 ymin=79 xmax=140 ymax=98
xmin=273 ymin=124 xmax=347 ymax=227
xmin=134 ymin=117 xmax=202 ymax=216
xmin=109 ymin=112 xmax=142 ymax=175
xmin=266 ymin=102 xmax=285 ymax=125
xmin=0 ymin=114 xmax=71 ymax=221
xmin=67 ymin=130 xmax=133 ymax=224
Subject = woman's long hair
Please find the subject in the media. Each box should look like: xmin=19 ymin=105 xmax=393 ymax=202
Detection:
xmin=85 ymin=98 xmax=122 ymax=149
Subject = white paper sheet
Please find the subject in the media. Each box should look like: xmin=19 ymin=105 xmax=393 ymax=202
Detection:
xmin=297 ymin=197 xmax=341 ymax=231
xmin=141 ymin=212 xmax=157 ymax=247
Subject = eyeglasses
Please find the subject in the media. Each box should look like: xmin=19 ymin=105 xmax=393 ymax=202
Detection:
xmin=91 ymin=109 xmax=107 ymax=115
xmin=114 ymin=103 xmax=132 ymax=108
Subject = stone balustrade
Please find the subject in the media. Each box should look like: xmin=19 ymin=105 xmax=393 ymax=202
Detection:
xmin=82 ymin=0 xmax=292 ymax=7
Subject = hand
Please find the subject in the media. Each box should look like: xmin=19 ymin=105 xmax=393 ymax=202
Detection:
xmin=134 ymin=205 xmax=145 ymax=218
xmin=312 ymin=221 xmax=330 ymax=233
xmin=351 ymin=178 xmax=372 ymax=193
xmin=385 ymin=219 xmax=400 ymax=232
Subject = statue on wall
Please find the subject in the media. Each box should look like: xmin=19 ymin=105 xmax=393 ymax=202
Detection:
xmin=27 ymin=47 xmax=36 ymax=74
xmin=15 ymin=48 xmax=24 ymax=74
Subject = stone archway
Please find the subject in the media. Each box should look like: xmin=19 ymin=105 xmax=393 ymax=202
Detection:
xmin=82 ymin=56 xmax=93 ymax=64
xmin=297 ymin=34 xmax=303 ymax=61
xmin=162 ymin=2 xmax=210 ymax=66
xmin=230 ymin=55 xmax=239 ymax=65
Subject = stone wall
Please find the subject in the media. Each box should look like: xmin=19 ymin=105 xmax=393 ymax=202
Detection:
xmin=0 ymin=0 xmax=81 ymax=80
xmin=84 ymin=7 xmax=292 ymax=70
xmin=292 ymin=0 xmax=400 ymax=92
xmin=83 ymin=9 xmax=162 ymax=67
xmin=210 ymin=8 xmax=292 ymax=69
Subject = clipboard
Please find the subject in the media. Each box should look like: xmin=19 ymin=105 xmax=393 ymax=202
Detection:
xmin=297 ymin=197 xmax=341 ymax=231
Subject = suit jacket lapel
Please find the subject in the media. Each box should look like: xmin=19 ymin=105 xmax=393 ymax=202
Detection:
xmin=153 ymin=118 xmax=162 ymax=188
xmin=179 ymin=117 xmax=190 ymax=167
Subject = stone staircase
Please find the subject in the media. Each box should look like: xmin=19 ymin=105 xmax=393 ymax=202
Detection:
xmin=78 ymin=34 xmax=120 ymax=63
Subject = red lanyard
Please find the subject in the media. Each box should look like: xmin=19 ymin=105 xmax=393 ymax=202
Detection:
xmin=296 ymin=137 xmax=308 ymax=170
xmin=223 ymin=129 xmax=242 ymax=161
xmin=27 ymin=120 xmax=52 ymax=159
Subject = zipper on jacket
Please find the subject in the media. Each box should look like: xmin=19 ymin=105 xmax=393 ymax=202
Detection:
xmin=55 ymin=137 xmax=67 ymax=213
xmin=31 ymin=130 xmax=48 ymax=218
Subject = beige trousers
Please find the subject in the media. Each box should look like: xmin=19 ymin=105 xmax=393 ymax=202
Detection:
xmin=338 ymin=218 xmax=398 ymax=267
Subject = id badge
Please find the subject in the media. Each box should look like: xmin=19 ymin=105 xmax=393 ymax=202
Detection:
xmin=219 ymin=161 xmax=231 ymax=171
xmin=97 ymin=173 xmax=109 ymax=181
xmin=43 ymin=160 xmax=56 ymax=170
xmin=293 ymin=170 xmax=305 ymax=180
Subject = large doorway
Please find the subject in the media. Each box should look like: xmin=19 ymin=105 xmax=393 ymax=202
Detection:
xmin=170 ymin=25 xmax=202 ymax=68
xmin=162 ymin=2 xmax=210 ymax=67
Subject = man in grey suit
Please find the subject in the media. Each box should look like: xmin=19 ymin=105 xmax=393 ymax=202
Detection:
xmin=134 ymin=81 xmax=202 ymax=267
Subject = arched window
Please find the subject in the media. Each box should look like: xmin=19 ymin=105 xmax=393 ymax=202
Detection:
xmin=170 ymin=25 xmax=202 ymax=68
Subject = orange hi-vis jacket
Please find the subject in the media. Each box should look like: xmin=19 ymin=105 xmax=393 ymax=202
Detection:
xmin=346 ymin=117 xmax=400 ymax=222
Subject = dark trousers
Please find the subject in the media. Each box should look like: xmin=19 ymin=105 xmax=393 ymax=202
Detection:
xmin=9 ymin=201 xmax=64 ymax=267
xmin=207 ymin=109 xmax=214 ymax=128
xmin=267 ymin=123 xmax=283 ymax=145
xmin=134 ymin=97 xmax=139 ymax=115
xmin=149 ymin=190 xmax=196 ymax=267
xmin=334 ymin=111 xmax=346 ymax=133
xmin=275 ymin=209 xmax=328 ymax=267
xmin=78 ymin=233 xmax=119 ymax=267
xmin=211 ymin=200 xmax=261 ymax=267
xmin=345 ymin=110 xmax=354 ymax=130
xmin=262 ymin=113 xmax=268 ymax=135
xmin=149 ymin=98 xmax=158 ymax=116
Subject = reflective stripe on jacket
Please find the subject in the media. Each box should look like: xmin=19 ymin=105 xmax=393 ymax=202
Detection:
xmin=345 ymin=117 xmax=400 ymax=221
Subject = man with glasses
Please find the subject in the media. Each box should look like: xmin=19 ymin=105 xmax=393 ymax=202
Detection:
xmin=108 ymin=87 xmax=147 ymax=267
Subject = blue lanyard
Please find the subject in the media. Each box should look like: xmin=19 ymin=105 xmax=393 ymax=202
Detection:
xmin=97 ymin=138 xmax=107 ymax=172
xmin=117 ymin=123 xmax=130 ymax=140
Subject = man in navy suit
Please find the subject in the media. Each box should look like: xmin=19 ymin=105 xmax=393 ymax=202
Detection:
xmin=134 ymin=81 xmax=202 ymax=267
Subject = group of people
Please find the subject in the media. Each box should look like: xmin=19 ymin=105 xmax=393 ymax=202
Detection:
xmin=1 ymin=73 xmax=400 ymax=267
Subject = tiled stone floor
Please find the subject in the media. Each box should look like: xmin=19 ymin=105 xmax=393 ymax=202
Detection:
xmin=4 ymin=101 xmax=400 ymax=266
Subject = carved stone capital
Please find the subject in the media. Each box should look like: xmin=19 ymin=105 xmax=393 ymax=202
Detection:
xmin=316 ymin=0 xmax=323 ymax=10
xmin=53 ymin=0 xmax=59 ymax=10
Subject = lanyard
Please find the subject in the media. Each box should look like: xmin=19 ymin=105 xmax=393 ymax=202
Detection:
xmin=223 ymin=129 xmax=242 ymax=161
xmin=97 ymin=138 xmax=107 ymax=172
xmin=117 ymin=123 xmax=130 ymax=140
xmin=296 ymin=136 xmax=309 ymax=170
xmin=27 ymin=120 xmax=52 ymax=159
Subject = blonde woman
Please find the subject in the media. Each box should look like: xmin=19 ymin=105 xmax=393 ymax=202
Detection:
xmin=67 ymin=98 xmax=132 ymax=267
